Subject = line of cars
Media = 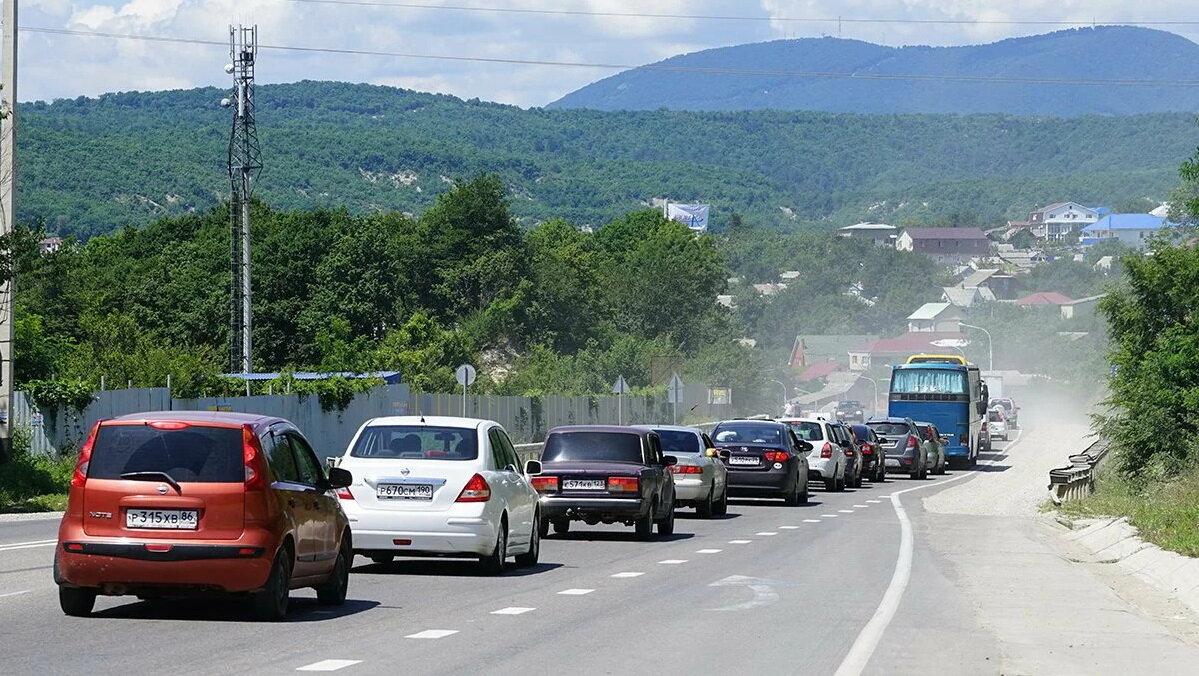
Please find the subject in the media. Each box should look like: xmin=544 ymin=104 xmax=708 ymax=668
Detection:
xmin=52 ymin=409 xmax=969 ymax=621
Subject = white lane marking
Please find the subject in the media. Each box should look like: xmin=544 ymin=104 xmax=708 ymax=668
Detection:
xmin=296 ymin=660 xmax=362 ymax=672
xmin=696 ymin=549 xmax=722 ymax=554
xmin=866 ymin=500 xmax=881 ymax=504
xmin=755 ymin=531 xmax=778 ymax=536
xmin=610 ymin=572 xmax=644 ymax=578
xmin=406 ymin=630 xmax=458 ymax=639
xmin=659 ymin=559 xmax=688 ymax=565
xmin=0 ymin=590 xmax=31 ymax=599
xmin=821 ymin=514 xmax=838 ymax=518
xmin=803 ymin=519 xmax=821 ymax=523
xmin=838 ymin=510 xmax=855 ymax=513
xmin=853 ymin=504 xmax=868 ymax=508
xmin=491 ymin=607 xmax=536 ymax=615
xmin=558 ymin=588 xmax=595 ymax=595
xmin=0 ymin=540 xmax=56 ymax=552
xmin=779 ymin=526 xmax=799 ymax=530
xmin=728 ymin=540 xmax=752 ymax=544
xmin=835 ymin=443 xmax=1007 ymax=676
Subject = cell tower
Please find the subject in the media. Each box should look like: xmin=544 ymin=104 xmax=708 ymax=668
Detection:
xmin=224 ymin=25 xmax=261 ymax=373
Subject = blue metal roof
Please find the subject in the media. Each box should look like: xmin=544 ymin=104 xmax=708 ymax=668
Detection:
xmin=222 ymin=371 xmax=403 ymax=383
xmin=1082 ymin=213 xmax=1169 ymax=233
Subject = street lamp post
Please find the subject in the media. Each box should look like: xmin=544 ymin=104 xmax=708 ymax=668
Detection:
xmin=858 ymin=375 xmax=880 ymax=416
xmin=960 ymin=323 xmax=993 ymax=372
xmin=769 ymin=379 xmax=789 ymax=412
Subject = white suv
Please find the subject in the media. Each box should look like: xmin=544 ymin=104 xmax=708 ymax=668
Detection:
xmin=777 ymin=418 xmax=847 ymax=491
xmin=334 ymin=416 xmax=542 ymax=575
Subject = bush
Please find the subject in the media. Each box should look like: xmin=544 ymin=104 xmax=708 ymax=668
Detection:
xmin=0 ymin=427 xmax=76 ymax=511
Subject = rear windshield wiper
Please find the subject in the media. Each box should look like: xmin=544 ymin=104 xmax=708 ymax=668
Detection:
xmin=120 ymin=471 xmax=182 ymax=494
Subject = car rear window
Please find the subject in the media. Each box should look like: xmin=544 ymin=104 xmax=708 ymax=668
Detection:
xmin=868 ymin=422 xmax=911 ymax=436
xmin=786 ymin=422 xmax=824 ymax=441
xmin=542 ymin=432 xmax=644 ymax=464
xmin=88 ymin=424 xmax=243 ymax=483
xmin=712 ymin=424 xmax=783 ymax=445
xmin=654 ymin=430 xmax=702 ymax=456
xmin=988 ymin=410 xmax=1003 ymax=422
xmin=350 ymin=425 xmax=479 ymax=460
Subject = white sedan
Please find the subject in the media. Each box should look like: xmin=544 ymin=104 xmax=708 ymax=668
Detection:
xmin=334 ymin=416 xmax=541 ymax=575
xmin=635 ymin=425 xmax=728 ymax=518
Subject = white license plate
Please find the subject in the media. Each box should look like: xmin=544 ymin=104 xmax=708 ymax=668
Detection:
xmin=126 ymin=508 xmax=198 ymax=530
xmin=729 ymin=456 xmax=760 ymax=466
xmin=563 ymin=479 xmax=605 ymax=490
xmin=378 ymin=484 xmax=434 ymax=500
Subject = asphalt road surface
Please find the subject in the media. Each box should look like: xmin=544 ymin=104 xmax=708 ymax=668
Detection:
xmin=2 ymin=429 xmax=1197 ymax=675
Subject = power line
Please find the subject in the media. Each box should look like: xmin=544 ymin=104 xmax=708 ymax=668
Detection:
xmin=279 ymin=0 xmax=1199 ymax=27
xmin=23 ymin=26 xmax=1199 ymax=88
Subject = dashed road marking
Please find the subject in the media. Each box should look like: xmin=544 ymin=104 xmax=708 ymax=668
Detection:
xmin=491 ymin=607 xmax=536 ymax=615
xmin=696 ymin=549 xmax=722 ymax=554
xmin=821 ymin=514 xmax=839 ymax=518
xmin=803 ymin=519 xmax=821 ymax=523
xmin=728 ymin=540 xmax=752 ymax=544
xmin=296 ymin=659 xmax=363 ymax=672
xmin=839 ymin=509 xmax=855 ymax=513
xmin=659 ymin=559 xmax=688 ymax=565
xmin=779 ymin=526 xmax=799 ymax=530
xmin=866 ymin=500 xmax=881 ymax=504
xmin=853 ymin=504 xmax=868 ymax=508
xmin=756 ymin=532 xmax=778 ymax=536
xmin=610 ymin=572 xmax=644 ymax=578
xmin=405 ymin=630 xmax=459 ymax=639
xmin=558 ymin=589 xmax=595 ymax=595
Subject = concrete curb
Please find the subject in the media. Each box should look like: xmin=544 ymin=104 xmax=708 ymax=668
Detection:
xmin=1068 ymin=517 xmax=1199 ymax=617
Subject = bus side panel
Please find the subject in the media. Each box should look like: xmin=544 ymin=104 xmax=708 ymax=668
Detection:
xmin=887 ymin=400 xmax=972 ymax=458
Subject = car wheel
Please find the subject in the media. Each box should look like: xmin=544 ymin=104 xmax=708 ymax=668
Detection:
xmin=479 ymin=520 xmax=508 ymax=576
xmin=853 ymin=467 xmax=864 ymax=488
xmin=697 ymin=487 xmax=715 ymax=519
xmin=316 ymin=537 xmax=351 ymax=606
xmin=635 ymin=504 xmax=655 ymax=540
xmin=657 ymin=504 xmax=675 ymax=536
xmin=252 ymin=550 xmax=292 ymax=622
xmin=552 ymin=518 xmax=570 ymax=535
xmin=713 ymin=488 xmax=729 ymax=516
xmin=799 ymin=476 xmax=810 ymax=504
xmin=369 ymin=553 xmax=394 ymax=565
xmin=783 ymin=475 xmax=802 ymax=506
xmin=515 ymin=513 xmax=541 ymax=568
xmin=824 ymin=477 xmax=836 ymax=491
xmin=58 ymin=586 xmax=97 ymax=617
xmin=538 ymin=517 xmax=550 ymax=539
xmin=835 ymin=473 xmax=846 ymax=492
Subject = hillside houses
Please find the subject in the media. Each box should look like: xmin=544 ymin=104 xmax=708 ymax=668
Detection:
xmin=1029 ymin=202 xmax=1105 ymax=241
xmin=895 ymin=227 xmax=991 ymax=263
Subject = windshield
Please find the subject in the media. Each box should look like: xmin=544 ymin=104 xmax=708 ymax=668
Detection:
xmin=89 ymin=424 xmax=243 ymax=483
xmin=653 ymin=429 xmax=702 ymax=456
xmin=785 ymin=422 xmax=824 ymax=441
xmin=891 ymin=369 xmax=967 ymax=394
xmin=542 ymin=432 xmax=644 ymax=463
xmin=713 ymin=424 xmax=783 ymax=445
xmin=838 ymin=401 xmax=861 ymax=409
xmin=350 ymin=425 xmax=479 ymax=460
xmin=868 ymin=422 xmax=911 ymax=436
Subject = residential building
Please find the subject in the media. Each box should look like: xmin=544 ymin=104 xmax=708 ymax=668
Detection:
xmin=896 ymin=228 xmax=991 ymax=263
xmin=753 ymin=283 xmax=787 ymax=296
xmin=1028 ymin=202 xmax=1101 ymax=241
xmin=1015 ymin=291 xmax=1075 ymax=307
xmin=837 ymin=222 xmax=898 ymax=246
xmin=790 ymin=334 xmax=879 ymax=372
xmin=1081 ymin=213 xmax=1174 ymax=249
xmin=907 ymin=302 xmax=963 ymax=333
xmin=849 ymin=331 xmax=970 ymax=371
xmin=957 ymin=268 xmax=1018 ymax=299
xmin=38 ymin=237 xmax=62 ymax=254
xmin=1061 ymin=295 xmax=1106 ymax=320
xmin=942 ymin=286 xmax=995 ymax=309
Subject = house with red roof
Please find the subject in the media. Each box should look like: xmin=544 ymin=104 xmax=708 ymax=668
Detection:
xmin=1015 ymin=291 xmax=1074 ymax=307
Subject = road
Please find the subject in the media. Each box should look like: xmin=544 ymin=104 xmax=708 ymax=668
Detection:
xmin=2 ymin=426 xmax=1197 ymax=675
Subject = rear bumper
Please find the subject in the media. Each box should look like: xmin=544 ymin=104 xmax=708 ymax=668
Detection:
xmin=944 ymin=444 xmax=970 ymax=457
xmin=56 ymin=542 xmax=274 ymax=593
xmin=727 ymin=469 xmax=791 ymax=494
xmin=671 ymin=478 xmax=709 ymax=502
xmin=539 ymin=496 xmax=647 ymax=520
xmin=884 ymin=455 xmax=918 ymax=473
xmin=347 ymin=506 xmax=498 ymax=557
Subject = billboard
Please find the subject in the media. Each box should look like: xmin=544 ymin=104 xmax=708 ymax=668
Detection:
xmin=666 ymin=203 xmax=710 ymax=232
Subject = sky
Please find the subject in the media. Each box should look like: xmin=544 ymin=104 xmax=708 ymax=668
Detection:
xmin=12 ymin=0 xmax=1199 ymax=107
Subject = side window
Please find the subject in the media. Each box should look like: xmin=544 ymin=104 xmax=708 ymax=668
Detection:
xmin=265 ymin=432 xmax=300 ymax=484
xmin=486 ymin=429 xmax=507 ymax=470
xmin=288 ymin=433 xmax=325 ymax=486
xmin=496 ymin=430 xmax=521 ymax=471
xmin=646 ymin=435 xmax=662 ymax=464
xmin=702 ymin=433 xmax=714 ymax=449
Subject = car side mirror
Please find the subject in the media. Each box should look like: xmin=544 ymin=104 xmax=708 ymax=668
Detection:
xmin=326 ymin=467 xmax=352 ymax=490
xmin=524 ymin=460 xmax=543 ymax=476
xmin=705 ymin=448 xmax=718 ymax=458
xmin=795 ymin=441 xmax=812 ymax=453
xmin=662 ymin=455 xmax=678 ymax=467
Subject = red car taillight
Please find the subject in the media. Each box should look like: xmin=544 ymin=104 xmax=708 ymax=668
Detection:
xmin=672 ymin=465 xmax=702 ymax=474
xmin=821 ymin=443 xmax=834 ymax=458
xmin=71 ymin=421 xmax=101 ymax=488
xmin=608 ymin=477 xmax=639 ymax=492
xmin=907 ymin=437 xmax=918 ymax=449
xmin=764 ymin=451 xmax=790 ymax=463
xmin=242 ymin=426 xmax=268 ymax=491
xmin=456 ymin=473 xmax=491 ymax=502
xmin=531 ymin=476 xmax=559 ymax=493
xmin=335 ymin=487 xmax=354 ymax=500
xmin=861 ymin=443 xmax=874 ymax=455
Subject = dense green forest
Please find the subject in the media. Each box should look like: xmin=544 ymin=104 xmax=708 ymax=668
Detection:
xmin=19 ymin=81 xmax=1196 ymax=239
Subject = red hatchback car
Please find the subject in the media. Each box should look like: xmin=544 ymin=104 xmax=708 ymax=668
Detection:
xmin=55 ymin=411 xmax=354 ymax=620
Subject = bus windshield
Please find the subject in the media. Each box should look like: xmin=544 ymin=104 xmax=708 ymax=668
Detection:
xmin=891 ymin=369 xmax=967 ymax=395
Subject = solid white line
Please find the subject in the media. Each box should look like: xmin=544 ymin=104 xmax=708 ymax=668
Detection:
xmin=0 ymin=539 xmax=56 ymax=552
xmin=491 ymin=607 xmax=536 ymax=615
xmin=405 ymin=630 xmax=458 ymax=639
xmin=803 ymin=519 xmax=821 ymax=523
xmin=0 ymin=590 xmax=31 ymax=599
xmin=658 ymin=559 xmax=688 ymax=564
xmin=296 ymin=660 xmax=362 ymax=672
xmin=696 ymin=549 xmax=722 ymax=554
xmin=610 ymin=572 xmax=644 ymax=578
xmin=558 ymin=588 xmax=595 ymax=595
xmin=728 ymin=539 xmax=752 ymax=544
xmin=779 ymin=526 xmax=799 ymax=530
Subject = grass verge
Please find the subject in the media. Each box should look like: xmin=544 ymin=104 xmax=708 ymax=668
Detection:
xmin=0 ymin=449 xmax=76 ymax=514
xmin=1059 ymin=467 xmax=1199 ymax=558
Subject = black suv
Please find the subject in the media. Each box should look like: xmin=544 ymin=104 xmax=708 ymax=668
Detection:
xmin=835 ymin=401 xmax=866 ymax=423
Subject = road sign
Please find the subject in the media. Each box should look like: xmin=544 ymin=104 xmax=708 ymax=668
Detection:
xmin=612 ymin=375 xmax=630 ymax=395
xmin=455 ymin=364 xmax=477 ymax=387
xmin=667 ymin=373 xmax=685 ymax=404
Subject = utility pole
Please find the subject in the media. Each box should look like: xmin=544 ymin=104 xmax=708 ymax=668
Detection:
xmin=0 ymin=0 xmax=17 ymax=459
xmin=224 ymin=25 xmax=261 ymax=374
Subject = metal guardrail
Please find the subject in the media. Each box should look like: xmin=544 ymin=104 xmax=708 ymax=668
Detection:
xmin=1047 ymin=438 xmax=1110 ymax=504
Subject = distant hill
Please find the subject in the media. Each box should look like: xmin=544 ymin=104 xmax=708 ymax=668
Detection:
xmin=17 ymin=80 xmax=1197 ymax=238
xmin=550 ymin=26 xmax=1199 ymax=115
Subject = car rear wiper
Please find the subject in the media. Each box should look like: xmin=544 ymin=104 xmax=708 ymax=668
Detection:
xmin=120 ymin=471 xmax=182 ymax=494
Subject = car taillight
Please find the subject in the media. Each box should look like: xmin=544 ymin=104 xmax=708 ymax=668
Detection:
xmin=821 ymin=443 xmax=833 ymax=458
xmin=149 ymin=421 xmax=190 ymax=430
xmin=764 ymin=451 xmax=789 ymax=463
xmin=608 ymin=477 xmax=639 ymax=492
xmin=456 ymin=473 xmax=491 ymax=502
xmin=335 ymin=487 xmax=354 ymax=500
xmin=71 ymin=422 xmax=101 ymax=487
xmin=862 ymin=443 xmax=874 ymax=455
xmin=242 ymin=426 xmax=268 ymax=491
xmin=907 ymin=437 xmax=918 ymax=449
xmin=531 ymin=476 xmax=559 ymax=493
xmin=672 ymin=465 xmax=702 ymax=474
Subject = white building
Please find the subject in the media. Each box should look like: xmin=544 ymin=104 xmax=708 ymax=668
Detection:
xmin=1029 ymin=202 xmax=1102 ymax=241
xmin=837 ymin=222 xmax=898 ymax=246
xmin=906 ymin=302 xmax=964 ymax=333
xmin=1081 ymin=214 xmax=1173 ymax=249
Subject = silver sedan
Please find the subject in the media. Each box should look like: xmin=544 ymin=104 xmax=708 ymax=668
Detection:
xmin=635 ymin=425 xmax=729 ymax=518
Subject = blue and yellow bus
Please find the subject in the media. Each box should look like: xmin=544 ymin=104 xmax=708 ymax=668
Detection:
xmin=887 ymin=362 xmax=987 ymax=468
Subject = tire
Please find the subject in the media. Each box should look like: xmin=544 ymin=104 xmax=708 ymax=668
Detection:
xmin=369 ymin=553 xmax=394 ymax=565
xmin=798 ymin=477 xmax=810 ymax=505
xmin=713 ymin=488 xmax=729 ymax=516
xmin=316 ymin=538 xmax=350 ymax=606
xmin=515 ymin=513 xmax=540 ymax=568
xmin=783 ymin=475 xmax=802 ymax=506
xmin=552 ymin=518 xmax=570 ymax=535
xmin=824 ymin=477 xmax=836 ymax=491
xmin=635 ymin=504 xmax=654 ymax=539
xmin=252 ymin=550 xmax=292 ymax=622
xmin=696 ymin=487 xmax=715 ymax=519
xmin=874 ymin=462 xmax=886 ymax=483
xmin=657 ymin=504 xmax=675 ymax=536
xmin=835 ymin=473 xmax=846 ymax=492
xmin=853 ymin=466 xmax=864 ymax=489
xmin=480 ymin=520 xmax=508 ymax=576
xmin=537 ymin=517 xmax=550 ymax=539
xmin=58 ymin=586 xmax=97 ymax=617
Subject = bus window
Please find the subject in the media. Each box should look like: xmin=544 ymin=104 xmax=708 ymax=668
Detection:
xmin=891 ymin=369 xmax=967 ymax=394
